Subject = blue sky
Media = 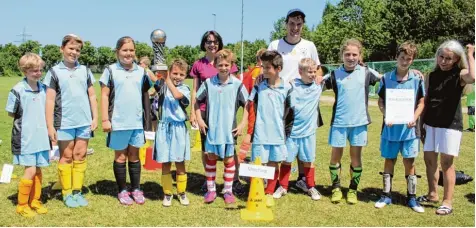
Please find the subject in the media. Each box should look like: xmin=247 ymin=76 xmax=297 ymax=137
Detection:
xmin=1 ymin=0 xmax=339 ymax=48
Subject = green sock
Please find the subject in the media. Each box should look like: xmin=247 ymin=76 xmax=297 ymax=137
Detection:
xmin=329 ymin=163 xmax=341 ymax=189
xmin=350 ymin=166 xmax=362 ymax=190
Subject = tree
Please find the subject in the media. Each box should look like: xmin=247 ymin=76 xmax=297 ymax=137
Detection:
xmin=96 ymin=46 xmax=116 ymax=68
xmin=0 ymin=43 xmax=22 ymax=76
xmin=135 ymin=42 xmax=154 ymax=62
xmin=18 ymin=40 xmax=41 ymax=56
xmin=269 ymin=17 xmax=313 ymax=42
xmin=42 ymin=44 xmax=62 ymax=70
xmin=78 ymin=41 xmax=97 ymax=67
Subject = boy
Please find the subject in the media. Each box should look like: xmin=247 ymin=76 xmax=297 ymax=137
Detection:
xmin=7 ymin=53 xmax=50 ymax=217
xmin=375 ymin=41 xmax=425 ymax=213
xmin=247 ymin=50 xmax=293 ymax=207
xmin=273 ymin=58 xmax=323 ymax=201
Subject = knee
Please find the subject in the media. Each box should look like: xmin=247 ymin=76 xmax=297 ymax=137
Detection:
xmin=207 ymin=153 xmax=218 ymax=161
xmin=303 ymin=162 xmax=313 ymax=168
xmin=224 ymin=156 xmax=234 ymax=164
xmin=282 ymin=161 xmax=292 ymax=166
xmin=115 ymin=153 xmax=127 ymax=163
xmin=440 ymin=159 xmax=453 ymax=171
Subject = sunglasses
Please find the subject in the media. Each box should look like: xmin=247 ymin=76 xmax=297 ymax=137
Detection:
xmin=205 ymin=40 xmax=218 ymax=45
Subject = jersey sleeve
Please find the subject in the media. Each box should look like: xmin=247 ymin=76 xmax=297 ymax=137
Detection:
xmin=377 ymin=77 xmax=386 ymax=100
xmin=5 ymin=89 xmax=20 ymax=114
xmin=248 ymin=86 xmax=257 ymax=101
xmin=87 ymin=68 xmax=95 ymax=87
xmin=367 ymin=67 xmax=381 ymax=86
xmin=179 ymin=84 xmax=191 ymax=107
xmin=196 ymin=82 xmax=208 ymax=102
xmin=189 ymin=61 xmax=200 ymax=78
xmin=238 ymin=84 xmax=249 ymax=107
xmin=99 ymin=68 xmax=111 ymax=87
xmin=43 ymin=69 xmax=59 ymax=91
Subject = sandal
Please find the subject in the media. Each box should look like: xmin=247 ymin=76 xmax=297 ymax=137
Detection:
xmin=417 ymin=195 xmax=439 ymax=204
xmin=436 ymin=205 xmax=453 ymax=215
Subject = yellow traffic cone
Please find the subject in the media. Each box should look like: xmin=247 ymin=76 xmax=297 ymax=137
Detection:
xmin=240 ymin=157 xmax=273 ymax=221
xmin=191 ymin=129 xmax=202 ymax=152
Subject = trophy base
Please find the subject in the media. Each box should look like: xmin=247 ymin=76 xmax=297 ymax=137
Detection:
xmin=151 ymin=64 xmax=168 ymax=72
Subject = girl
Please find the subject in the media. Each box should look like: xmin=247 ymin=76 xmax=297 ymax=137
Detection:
xmin=44 ymin=34 xmax=98 ymax=208
xmin=153 ymin=59 xmax=191 ymax=207
xmin=100 ymin=36 xmax=156 ymax=206
xmin=7 ymin=53 xmax=50 ymax=217
xmin=419 ymin=41 xmax=474 ymax=215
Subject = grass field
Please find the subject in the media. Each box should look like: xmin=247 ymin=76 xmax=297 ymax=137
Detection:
xmin=0 ymin=76 xmax=474 ymax=227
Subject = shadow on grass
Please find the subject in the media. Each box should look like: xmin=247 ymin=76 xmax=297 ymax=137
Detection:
xmin=465 ymin=193 xmax=475 ymax=204
xmin=6 ymin=182 xmax=90 ymax=206
xmin=87 ymin=180 xmax=161 ymax=201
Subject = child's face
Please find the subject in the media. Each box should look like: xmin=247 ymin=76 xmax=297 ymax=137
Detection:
xmin=299 ymin=65 xmax=317 ymax=83
xmin=139 ymin=61 xmax=147 ymax=68
xmin=61 ymin=41 xmax=81 ymax=64
xmin=215 ymin=58 xmax=232 ymax=77
xmin=117 ymin=42 xmax=136 ymax=66
xmin=437 ymin=49 xmax=459 ymax=71
xmin=262 ymin=61 xmax=280 ymax=79
xmin=342 ymin=45 xmax=360 ymax=70
xmin=396 ymin=52 xmax=414 ymax=71
xmin=169 ymin=65 xmax=186 ymax=86
xmin=24 ymin=67 xmax=42 ymax=81
xmin=205 ymin=35 xmax=218 ymax=54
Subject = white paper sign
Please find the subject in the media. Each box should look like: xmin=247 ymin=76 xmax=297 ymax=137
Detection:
xmin=239 ymin=163 xmax=275 ymax=179
xmin=0 ymin=164 xmax=14 ymax=183
xmin=385 ymin=89 xmax=415 ymax=124
xmin=144 ymin=131 xmax=155 ymax=141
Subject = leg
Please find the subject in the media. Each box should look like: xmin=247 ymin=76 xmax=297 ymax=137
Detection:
xmin=223 ymin=155 xmax=236 ymax=194
xmin=113 ymin=150 xmax=128 ymax=192
xmin=58 ymin=140 xmax=74 ymax=198
xmin=127 ymin=145 xmax=145 ymax=204
xmin=347 ymin=146 xmax=363 ymax=204
xmin=265 ymin=161 xmax=280 ymax=195
xmin=329 ymin=147 xmax=344 ymax=189
xmin=440 ymin=154 xmax=455 ymax=208
xmin=17 ymin=166 xmax=37 ymax=217
xmin=175 ymin=162 xmax=187 ymax=194
xmin=297 ymin=159 xmax=305 ymax=181
xmin=382 ymin=158 xmax=396 ymax=197
xmin=72 ymin=138 xmax=88 ymax=197
xmin=204 ymin=153 xmax=218 ymax=203
xmin=278 ymin=161 xmax=292 ymax=191
xmin=423 ymin=151 xmax=439 ymax=201
xmin=161 ymin=162 xmax=173 ymax=195
xmin=29 ymin=168 xmax=47 ymax=213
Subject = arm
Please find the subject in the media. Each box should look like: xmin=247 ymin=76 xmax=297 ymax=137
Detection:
xmin=409 ymin=97 xmax=425 ymax=129
xmin=146 ymin=68 xmax=158 ymax=83
xmin=8 ymin=112 xmax=15 ymax=118
xmin=87 ymin=86 xmax=98 ymax=131
xmin=45 ymin=88 xmax=57 ymax=142
xmin=233 ymin=101 xmax=249 ymax=137
xmin=194 ymin=82 xmax=208 ymax=134
xmin=189 ymin=77 xmax=200 ymax=127
xmin=461 ymin=44 xmax=475 ymax=85
xmin=165 ymin=73 xmax=184 ymax=100
xmin=100 ymin=85 xmax=112 ymax=132
xmin=378 ymin=97 xmax=385 ymax=115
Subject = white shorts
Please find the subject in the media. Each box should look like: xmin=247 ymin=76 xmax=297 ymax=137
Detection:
xmin=423 ymin=124 xmax=462 ymax=157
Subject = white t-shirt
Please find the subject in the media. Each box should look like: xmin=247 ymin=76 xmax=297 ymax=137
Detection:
xmin=268 ymin=38 xmax=320 ymax=82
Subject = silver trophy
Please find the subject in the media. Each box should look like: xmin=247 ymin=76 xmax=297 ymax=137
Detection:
xmin=150 ymin=29 xmax=168 ymax=72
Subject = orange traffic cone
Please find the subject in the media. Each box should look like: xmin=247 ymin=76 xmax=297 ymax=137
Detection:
xmin=143 ymin=146 xmax=162 ymax=171
xmin=240 ymin=157 xmax=273 ymax=221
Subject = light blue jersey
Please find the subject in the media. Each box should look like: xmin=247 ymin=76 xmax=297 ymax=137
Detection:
xmin=99 ymin=62 xmax=152 ymax=131
xmin=43 ymin=62 xmax=95 ymax=129
xmin=289 ymin=79 xmax=323 ymax=138
xmin=6 ymin=79 xmax=50 ymax=155
xmin=154 ymin=79 xmax=190 ymax=122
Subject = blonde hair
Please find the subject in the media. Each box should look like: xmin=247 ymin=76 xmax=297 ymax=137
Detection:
xmin=18 ymin=53 xmax=44 ymax=73
xmin=298 ymin=58 xmax=317 ymax=71
xmin=397 ymin=41 xmax=418 ymax=59
xmin=169 ymin=58 xmax=189 ymax=72
xmin=434 ymin=40 xmax=468 ymax=70
xmin=139 ymin=56 xmax=151 ymax=67
xmin=62 ymin=34 xmax=83 ymax=49
xmin=214 ymin=49 xmax=236 ymax=64
xmin=340 ymin=38 xmax=363 ymax=60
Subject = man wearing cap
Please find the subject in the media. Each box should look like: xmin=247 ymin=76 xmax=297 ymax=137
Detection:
xmin=268 ymin=8 xmax=321 ymax=196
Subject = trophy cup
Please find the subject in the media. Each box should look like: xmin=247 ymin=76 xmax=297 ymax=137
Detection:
xmin=150 ymin=29 xmax=168 ymax=73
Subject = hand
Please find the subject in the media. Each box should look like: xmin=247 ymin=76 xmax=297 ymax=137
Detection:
xmin=232 ymin=123 xmax=245 ymax=137
xmin=102 ymin=120 xmax=112 ymax=132
xmin=315 ymin=75 xmax=323 ymax=84
xmin=197 ymin=118 xmax=208 ymax=135
xmin=190 ymin=113 xmax=198 ymax=128
xmin=47 ymin=127 xmax=57 ymax=143
xmin=467 ymin=44 xmax=475 ymax=56
xmin=412 ymin=69 xmax=424 ymax=79
xmin=385 ymin=121 xmax=393 ymax=127
xmin=407 ymin=121 xmax=416 ymax=128
xmin=91 ymin=119 xmax=98 ymax=131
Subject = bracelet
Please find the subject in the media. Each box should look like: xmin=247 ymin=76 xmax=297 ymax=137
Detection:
xmin=102 ymin=119 xmax=109 ymax=123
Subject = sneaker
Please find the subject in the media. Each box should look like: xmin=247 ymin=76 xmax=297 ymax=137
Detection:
xmin=178 ymin=193 xmax=190 ymax=206
xmin=204 ymin=191 xmax=217 ymax=204
xmin=295 ymin=179 xmax=308 ymax=192
xmin=16 ymin=206 xmax=36 ymax=218
xmin=408 ymin=197 xmax=425 ymax=213
xmin=464 ymin=128 xmax=475 ymax=132
xmin=117 ymin=190 xmax=133 ymax=206
xmin=375 ymin=195 xmax=392 ymax=208
xmin=201 ymin=181 xmax=208 ymax=193
xmin=232 ymin=180 xmax=246 ymax=196
xmin=86 ymin=148 xmax=94 ymax=155
xmin=131 ymin=189 xmax=145 ymax=205
xmin=273 ymin=186 xmax=288 ymax=199
xmin=265 ymin=194 xmax=275 ymax=207
xmin=308 ymin=187 xmax=321 ymax=200
xmin=347 ymin=189 xmax=358 ymax=204
xmin=331 ymin=188 xmax=343 ymax=204
xmin=73 ymin=192 xmax=88 ymax=207
xmin=30 ymin=200 xmax=48 ymax=214
xmin=64 ymin=194 xmax=80 ymax=208
xmin=223 ymin=192 xmax=236 ymax=205
xmin=162 ymin=194 xmax=173 ymax=207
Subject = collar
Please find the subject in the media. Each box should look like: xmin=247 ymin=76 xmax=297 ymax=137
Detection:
xmin=212 ymin=75 xmax=233 ymax=85
xmin=294 ymin=78 xmax=314 ymax=86
xmin=116 ymin=62 xmax=138 ymax=71
xmin=22 ymin=78 xmax=41 ymax=92
xmin=339 ymin=64 xmax=362 ymax=73
xmin=264 ymin=77 xmax=285 ymax=89
xmin=390 ymin=69 xmax=416 ymax=81
xmin=58 ymin=61 xmax=80 ymax=69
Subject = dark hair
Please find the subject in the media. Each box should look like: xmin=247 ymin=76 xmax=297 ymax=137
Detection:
xmin=285 ymin=11 xmax=306 ymax=23
xmin=61 ymin=34 xmax=83 ymax=49
xmin=260 ymin=50 xmax=283 ymax=69
xmin=200 ymin=30 xmax=223 ymax=52
xmin=116 ymin=36 xmax=135 ymax=51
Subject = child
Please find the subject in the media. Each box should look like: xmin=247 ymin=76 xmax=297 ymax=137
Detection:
xmin=419 ymin=42 xmax=474 ymax=215
xmin=100 ymin=36 xmax=156 ymax=206
xmin=7 ymin=53 xmax=50 ymax=217
xmin=247 ymin=50 xmax=293 ymax=207
xmin=195 ymin=49 xmax=248 ymax=207
xmin=273 ymin=58 xmax=323 ymax=201
xmin=43 ymin=34 xmax=98 ymax=208
xmin=323 ymin=39 xmax=380 ymax=204
xmin=153 ymin=59 xmax=191 ymax=207
xmin=374 ymin=41 xmax=425 ymax=213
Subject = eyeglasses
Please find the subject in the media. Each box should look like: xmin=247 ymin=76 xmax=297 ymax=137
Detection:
xmin=205 ymin=40 xmax=218 ymax=45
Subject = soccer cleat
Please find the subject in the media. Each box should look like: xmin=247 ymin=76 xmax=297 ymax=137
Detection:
xmin=224 ymin=192 xmax=237 ymax=208
xmin=131 ymin=189 xmax=145 ymax=205
xmin=204 ymin=191 xmax=217 ymax=204
xmin=375 ymin=195 xmax=392 ymax=208
xmin=265 ymin=194 xmax=275 ymax=207
xmin=16 ymin=206 xmax=36 ymax=218
xmin=273 ymin=186 xmax=288 ymax=199
xmin=347 ymin=189 xmax=358 ymax=204
xmin=86 ymin=148 xmax=94 ymax=155
xmin=73 ymin=192 xmax=88 ymax=207
xmin=162 ymin=194 xmax=173 ymax=207
xmin=331 ymin=188 xmax=343 ymax=203
xmin=178 ymin=193 xmax=190 ymax=206
xmin=63 ymin=194 xmax=80 ymax=208
xmin=30 ymin=200 xmax=48 ymax=214
xmin=408 ymin=197 xmax=425 ymax=213
xmin=117 ymin=190 xmax=134 ymax=206
xmin=308 ymin=187 xmax=321 ymax=200
xmin=295 ymin=179 xmax=308 ymax=192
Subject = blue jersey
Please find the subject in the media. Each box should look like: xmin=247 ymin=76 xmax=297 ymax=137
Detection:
xmin=154 ymin=79 xmax=190 ymax=122
xmin=43 ymin=62 xmax=95 ymax=129
xmin=99 ymin=62 xmax=152 ymax=131
xmin=289 ymin=79 xmax=323 ymax=138
xmin=249 ymin=78 xmax=293 ymax=145
xmin=324 ymin=65 xmax=380 ymax=127
xmin=6 ymin=79 xmax=50 ymax=154
xmin=196 ymin=75 xmax=248 ymax=145
xmin=378 ymin=70 xmax=425 ymax=141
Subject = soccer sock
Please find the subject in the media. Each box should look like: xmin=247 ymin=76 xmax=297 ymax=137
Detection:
xmin=304 ymin=167 xmax=315 ymax=189
xmin=128 ymin=161 xmax=141 ymax=190
xmin=278 ymin=164 xmax=292 ymax=190
xmin=469 ymin=114 xmax=475 ymax=129
xmin=382 ymin=173 xmax=393 ymax=197
xmin=72 ymin=160 xmax=87 ymax=194
xmin=406 ymin=175 xmax=417 ymax=198
xmin=17 ymin=179 xmax=33 ymax=210
xmin=29 ymin=173 xmax=42 ymax=205
xmin=223 ymin=160 xmax=236 ymax=193
xmin=205 ymin=158 xmax=217 ymax=192
xmin=265 ymin=169 xmax=279 ymax=194
xmin=349 ymin=165 xmax=362 ymax=190
xmin=161 ymin=174 xmax=173 ymax=195
xmin=113 ymin=161 xmax=127 ymax=192
xmin=58 ymin=163 xmax=73 ymax=196
xmin=176 ymin=174 xmax=187 ymax=194
xmin=329 ymin=163 xmax=341 ymax=189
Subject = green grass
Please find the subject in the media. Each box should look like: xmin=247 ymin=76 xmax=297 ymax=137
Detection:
xmin=0 ymin=76 xmax=474 ymax=226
